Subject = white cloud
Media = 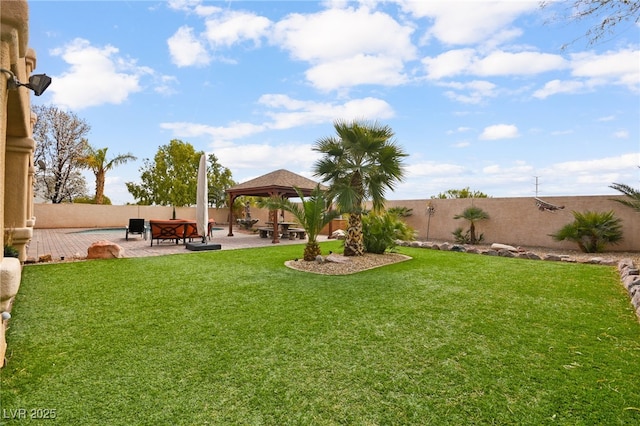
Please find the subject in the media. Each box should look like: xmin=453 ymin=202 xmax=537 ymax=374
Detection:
xmin=49 ymin=38 xmax=151 ymax=110
xmin=613 ymin=130 xmax=629 ymax=139
xmin=532 ymin=79 xmax=586 ymax=99
xmin=534 ymin=48 xmax=640 ymax=98
xmin=441 ymin=80 xmax=497 ymax=104
xmin=168 ymin=26 xmax=211 ymax=67
xmin=479 ymin=124 xmax=520 ymax=140
xmin=203 ymin=11 xmax=271 ymax=47
xmin=271 ymin=6 xmax=415 ymax=90
xmin=161 ymin=95 xmax=395 ymax=144
xmin=399 ymin=1 xmax=538 ymax=45
xmin=546 ymin=153 xmax=638 ymax=174
xmin=305 ymin=55 xmax=407 ymax=90
xmin=570 ymin=48 xmax=640 ymax=91
xmin=260 ymin=95 xmax=395 ymax=128
xmin=423 ymin=49 xmax=566 ymax=80
xmin=160 ymin=121 xmax=266 ymax=144
xmin=213 ymin=143 xmax=319 ymax=170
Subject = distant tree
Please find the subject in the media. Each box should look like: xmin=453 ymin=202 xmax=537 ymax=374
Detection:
xmin=542 ymin=0 xmax=640 ymax=48
xmin=78 ymin=145 xmax=137 ymax=204
xmin=313 ymin=119 xmax=408 ymax=256
xmin=610 ymin=182 xmax=640 ymax=213
xmin=453 ymin=206 xmax=490 ymax=245
xmin=551 ymin=210 xmax=623 ymax=253
xmin=207 ymin=153 xmax=236 ymax=208
xmin=126 ymin=139 xmax=202 ymax=206
xmin=433 ymin=187 xmax=489 ymax=199
xmin=33 ymin=105 xmax=90 ymax=203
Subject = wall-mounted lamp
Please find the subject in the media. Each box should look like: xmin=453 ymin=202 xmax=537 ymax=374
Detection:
xmin=0 ymin=68 xmax=51 ymax=96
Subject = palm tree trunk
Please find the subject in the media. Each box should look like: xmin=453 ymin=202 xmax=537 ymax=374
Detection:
xmin=344 ymin=213 xmax=365 ymax=256
xmin=469 ymin=222 xmax=476 ymax=245
xmin=95 ymin=171 xmax=105 ymax=204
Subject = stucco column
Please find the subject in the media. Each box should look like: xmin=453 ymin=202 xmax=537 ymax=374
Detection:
xmin=5 ymin=136 xmax=35 ymax=261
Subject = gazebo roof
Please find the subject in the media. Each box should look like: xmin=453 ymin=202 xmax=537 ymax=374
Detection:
xmin=226 ymin=169 xmax=327 ymax=198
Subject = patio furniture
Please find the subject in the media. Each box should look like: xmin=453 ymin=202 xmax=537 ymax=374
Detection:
xmin=149 ymin=220 xmax=189 ymax=246
xmin=125 ymin=218 xmax=147 ymax=240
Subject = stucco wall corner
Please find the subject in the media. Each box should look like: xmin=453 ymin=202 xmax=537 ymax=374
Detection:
xmin=0 ymin=0 xmax=29 ymax=59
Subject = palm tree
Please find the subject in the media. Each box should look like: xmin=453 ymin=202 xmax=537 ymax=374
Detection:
xmin=610 ymin=182 xmax=640 ymax=213
xmin=453 ymin=206 xmax=490 ymax=244
xmin=79 ymin=144 xmax=137 ymax=204
xmin=313 ymin=120 xmax=407 ymax=256
xmin=258 ymin=185 xmax=341 ymax=261
xmin=551 ymin=210 xmax=623 ymax=253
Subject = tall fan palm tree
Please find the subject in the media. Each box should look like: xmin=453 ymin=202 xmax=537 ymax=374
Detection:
xmin=610 ymin=182 xmax=640 ymax=213
xmin=313 ymin=120 xmax=407 ymax=256
xmin=79 ymin=144 xmax=137 ymax=204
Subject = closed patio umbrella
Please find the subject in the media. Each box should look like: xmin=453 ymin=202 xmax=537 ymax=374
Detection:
xmin=187 ymin=154 xmax=221 ymax=251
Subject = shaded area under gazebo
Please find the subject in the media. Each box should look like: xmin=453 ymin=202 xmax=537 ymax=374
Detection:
xmin=226 ymin=169 xmax=327 ymax=243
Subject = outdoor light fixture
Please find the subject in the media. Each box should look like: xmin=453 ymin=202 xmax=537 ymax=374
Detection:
xmin=0 ymin=68 xmax=51 ymax=96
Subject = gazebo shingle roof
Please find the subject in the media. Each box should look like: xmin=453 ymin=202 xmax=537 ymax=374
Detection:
xmin=226 ymin=169 xmax=327 ymax=197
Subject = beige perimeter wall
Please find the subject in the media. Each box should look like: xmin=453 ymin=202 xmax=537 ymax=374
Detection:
xmin=34 ymin=195 xmax=639 ymax=251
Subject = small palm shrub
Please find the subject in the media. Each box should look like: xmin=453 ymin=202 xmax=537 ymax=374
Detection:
xmin=453 ymin=206 xmax=489 ymax=245
xmin=551 ymin=210 xmax=623 ymax=253
xmin=452 ymin=227 xmax=484 ymax=244
xmin=362 ymin=212 xmax=414 ymax=254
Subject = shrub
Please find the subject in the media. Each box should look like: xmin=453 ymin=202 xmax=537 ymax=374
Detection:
xmin=551 ymin=210 xmax=623 ymax=253
xmin=362 ymin=212 xmax=414 ymax=254
xmin=4 ymin=245 xmax=19 ymax=258
xmin=452 ymin=227 xmax=484 ymax=244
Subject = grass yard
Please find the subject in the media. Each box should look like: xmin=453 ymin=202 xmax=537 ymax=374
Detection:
xmin=1 ymin=241 xmax=639 ymax=425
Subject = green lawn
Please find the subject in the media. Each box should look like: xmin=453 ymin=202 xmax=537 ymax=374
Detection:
xmin=2 ymin=241 xmax=639 ymax=425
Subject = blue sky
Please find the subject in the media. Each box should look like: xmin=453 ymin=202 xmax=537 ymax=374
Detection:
xmin=27 ymin=0 xmax=639 ymax=205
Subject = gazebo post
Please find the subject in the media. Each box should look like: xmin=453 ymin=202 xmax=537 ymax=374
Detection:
xmin=227 ymin=192 xmax=235 ymax=236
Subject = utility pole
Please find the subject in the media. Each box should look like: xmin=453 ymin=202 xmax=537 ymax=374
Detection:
xmin=534 ymin=176 xmax=540 ymax=197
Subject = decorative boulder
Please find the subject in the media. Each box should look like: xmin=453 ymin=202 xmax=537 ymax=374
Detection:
xmin=491 ymin=243 xmax=518 ymax=252
xmin=87 ymin=240 xmax=124 ymax=260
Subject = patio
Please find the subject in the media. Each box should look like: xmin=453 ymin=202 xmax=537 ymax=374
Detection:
xmin=25 ymin=226 xmax=314 ymax=263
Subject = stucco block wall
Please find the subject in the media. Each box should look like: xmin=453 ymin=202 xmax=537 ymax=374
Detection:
xmin=387 ymin=195 xmax=638 ymax=252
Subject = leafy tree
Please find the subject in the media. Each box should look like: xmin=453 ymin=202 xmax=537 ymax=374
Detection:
xmin=78 ymin=145 xmax=137 ymax=204
xmin=126 ymin=140 xmax=202 ymax=206
xmin=258 ymin=185 xmax=341 ymax=261
xmin=207 ymin=153 xmax=236 ymax=208
xmin=453 ymin=206 xmax=490 ymax=245
xmin=33 ymin=105 xmax=90 ymax=203
xmin=610 ymin=182 xmax=640 ymax=213
xmin=551 ymin=210 xmax=623 ymax=253
xmin=313 ymin=119 xmax=408 ymax=256
xmin=542 ymin=0 xmax=640 ymax=47
xmin=362 ymin=211 xmax=414 ymax=254
xmin=433 ymin=187 xmax=489 ymax=199
xmin=74 ymin=195 xmax=112 ymax=205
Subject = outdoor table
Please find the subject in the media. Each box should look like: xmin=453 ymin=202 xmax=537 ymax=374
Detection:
xmin=266 ymin=222 xmax=297 ymax=238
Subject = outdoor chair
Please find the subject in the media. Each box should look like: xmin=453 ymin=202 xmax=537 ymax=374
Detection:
xmin=125 ymin=218 xmax=146 ymax=240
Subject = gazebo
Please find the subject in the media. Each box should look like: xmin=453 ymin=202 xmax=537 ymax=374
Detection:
xmin=225 ymin=169 xmax=327 ymax=243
